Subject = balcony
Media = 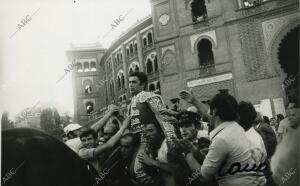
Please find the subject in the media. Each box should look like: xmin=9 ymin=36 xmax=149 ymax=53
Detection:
xmin=199 ymin=63 xmax=216 ymax=74
xmin=143 ymin=43 xmax=154 ymax=52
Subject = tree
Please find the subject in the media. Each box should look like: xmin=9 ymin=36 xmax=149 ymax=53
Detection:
xmin=40 ymin=107 xmax=63 ymax=137
xmin=1 ymin=111 xmax=14 ymax=130
xmin=53 ymin=108 xmax=61 ymax=128
xmin=40 ymin=108 xmax=55 ymax=131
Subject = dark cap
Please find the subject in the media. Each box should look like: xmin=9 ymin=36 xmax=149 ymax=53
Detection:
xmin=177 ymin=111 xmax=201 ymax=127
xmin=218 ymin=89 xmax=229 ymax=95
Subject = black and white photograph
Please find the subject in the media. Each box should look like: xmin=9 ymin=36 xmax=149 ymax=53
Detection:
xmin=0 ymin=0 xmax=299 ymax=186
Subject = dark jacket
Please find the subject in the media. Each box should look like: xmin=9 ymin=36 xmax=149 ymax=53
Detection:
xmin=256 ymin=122 xmax=277 ymax=159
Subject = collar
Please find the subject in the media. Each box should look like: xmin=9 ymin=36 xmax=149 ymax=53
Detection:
xmin=209 ymin=121 xmax=235 ymax=141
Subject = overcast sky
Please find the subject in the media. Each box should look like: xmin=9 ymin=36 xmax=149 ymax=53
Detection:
xmin=0 ymin=0 xmax=151 ymax=119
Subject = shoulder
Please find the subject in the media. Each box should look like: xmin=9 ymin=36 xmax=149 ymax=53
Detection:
xmin=137 ymin=91 xmax=162 ymax=103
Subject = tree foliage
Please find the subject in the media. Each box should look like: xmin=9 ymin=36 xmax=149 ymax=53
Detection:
xmin=40 ymin=107 xmax=60 ymax=131
xmin=1 ymin=111 xmax=14 ymax=130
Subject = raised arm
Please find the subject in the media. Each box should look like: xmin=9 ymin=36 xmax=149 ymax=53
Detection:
xmin=93 ymin=116 xmax=131 ymax=156
xmin=179 ymin=89 xmax=209 ymax=118
xmin=90 ymin=105 xmax=119 ymax=132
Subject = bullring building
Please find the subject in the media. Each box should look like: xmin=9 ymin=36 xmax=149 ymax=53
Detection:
xmin=66 ymin=0 xmax=299 ymax=124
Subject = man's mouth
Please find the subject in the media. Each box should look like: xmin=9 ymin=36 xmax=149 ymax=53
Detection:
xmin=181 ymin=134 xmax=188 ymax=138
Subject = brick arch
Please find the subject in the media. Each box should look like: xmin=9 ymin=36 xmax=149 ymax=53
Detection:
xmin=270 ymin=18 xmax=300 ymax=76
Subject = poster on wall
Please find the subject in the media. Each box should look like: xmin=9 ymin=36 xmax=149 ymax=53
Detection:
xmin=259 ymin=99 xmax=273 ymax=118
xmin=273 ymin=97 xmax=286 ymax=116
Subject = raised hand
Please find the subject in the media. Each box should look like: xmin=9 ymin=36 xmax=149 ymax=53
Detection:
xmin=179 ymin=89 xmax=195 ymax=104
xmin=107 ymin=104 xmax=120 ymax=116
xmin=137 ymin=152 xmax=155 ymax=166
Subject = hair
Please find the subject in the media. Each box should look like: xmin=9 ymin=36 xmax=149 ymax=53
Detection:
xmin=129 ymin=71 xmax=148 ymax=90
xmin=120 ymin=133 xmax=140 ymax=147
xmin=67 ymin=131 xmax=76 ymax=139
xmin=210 ymin=93 xmax=238 ymax=121
xmin=144 ymin=122 xmax=165 ymax=138
xmin=276 ymin=114 xmax=284 ymax=121
xmin=111 ymin=119 xmax=120 ymax=129
xmin=79 ymin=129 xmax=98 ymax=140
xmin=263 ymin=116 xmax=270 ymax=125
xmin=177 ymin=111 xmax=201 ymax=128
xmin=255 ymin=112 xmax=263 ymax=124
xmin=238 ymin=101 xmax=257 ymax=131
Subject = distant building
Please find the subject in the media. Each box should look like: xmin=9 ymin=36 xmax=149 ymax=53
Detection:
xmin=67 ymin=0 xmax=299 ymax=124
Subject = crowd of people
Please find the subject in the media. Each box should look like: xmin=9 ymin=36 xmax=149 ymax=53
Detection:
xmin=61 ymin=72 xmax=299 ymax=186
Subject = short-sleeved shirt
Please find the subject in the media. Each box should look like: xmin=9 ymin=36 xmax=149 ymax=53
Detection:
xmin=79 ymin=148 xmax=102 ymax=173
xmin=201 ymin=121 xmax=266 ymax=186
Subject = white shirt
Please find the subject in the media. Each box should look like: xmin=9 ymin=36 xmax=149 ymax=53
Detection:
xmin=65 ymin=137 xmax=82 ymax=154
xmin=197 ymin=130 xmax=209 ymax=139
xmin=245 ymin=127 xmax=267 ymax=164
xmin=201 ymin=121 xmax=266 ymax=186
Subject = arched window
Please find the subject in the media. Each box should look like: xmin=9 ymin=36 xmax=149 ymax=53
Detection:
xmin=134 ymin=43 xmax=138 ymax=54
xmin=148 ymin=32 xmax=153 ymax=45
xmin=120 ymin=53 xmax=123 ymax=62
xmin=121 ymin=74 xmax=125 ymax=88
xmin=123 ymin=95 xmax=126 ymax=101
xmin=85 ymin=85 xmax=92 ymax=94
xmin=119 ymin=97 xmax=122 ymax=102
xmin=143 ymin=38 xmax=147 ymax=48
xmin=149 ymin=84 xmax=156 ymax=92
xmin=77 ymin=63 xmax=83 ymax=72
xmin=117 ymin=77 xmax=121 ymax=89
xmin=107 ymin=61 xmax=111 ymax=71
xmin=126 ymin=48 xmax=130 ymax=58
xmin=86 ymin=102 xmax=94 ymax=114
xmin=129 ymin=68 xmax=133 ymax=75
xmin=191 ymin=0 xmax=207 ymax=22
xmin=146 ymin=59 xmax=153 ymax=74
xmin=135 ymin=65 xmax=139 ymax=72
xmin=157 ymin=81 xmax=160 ymax=90
xmin=84 ymin=62 xmax=90 ymax=72
xmin=154 ymin=56 xmax=158 ymax=72
xmin=90 ymin=62 xmax=96 ymax=71
xmin=110 ymin=81 xmax=114 ymax=96
xmin=129 ymin=44 xmax=133 ymax=57
xmin=197 ymin=39 xmax=214 ymax=67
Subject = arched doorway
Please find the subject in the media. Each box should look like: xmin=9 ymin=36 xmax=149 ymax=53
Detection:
xmin=278 ymin=26 xmax=299 ymax=103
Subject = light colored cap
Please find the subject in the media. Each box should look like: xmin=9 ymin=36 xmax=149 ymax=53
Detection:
xmin=64 ymin=123 xmax=82 ymax=134
xmin=187 ymin=106 xmax=198 ymax=113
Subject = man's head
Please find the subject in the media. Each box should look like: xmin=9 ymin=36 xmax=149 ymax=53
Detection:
xmin=209 ymin=93 xmax=238 ymax=128
xmin=177 ymin=111 xmax=201 ymax=140
xmin=79 ymin=129 xmax=98 ymax=149
xmin=120 ymin=133 xmax=139 ymax=160
xmin=263 ymin=116 xmax=270 ymax=125
xmin=238 ymin=101 xmax=257 ymax=131
xmin=270 ymin=117 xmax=277 ymax=126
xmin=255 ymin=112 xmax=263 ymax=125
xmin=103 ymin=121 xmax=119 ymax=142
xmin=145 ymin=122 xmax=164 ymax=145
xmin=129 ymin=72 xmax=148 ymax=95
xmin=287 ymin=102 xmax=300 ymax=128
